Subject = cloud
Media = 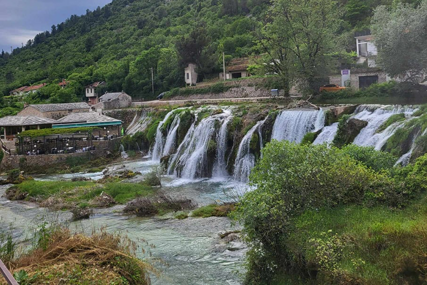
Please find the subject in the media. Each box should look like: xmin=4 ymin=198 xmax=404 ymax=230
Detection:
xmin=0 ymin=28 xmax=43 ymax=50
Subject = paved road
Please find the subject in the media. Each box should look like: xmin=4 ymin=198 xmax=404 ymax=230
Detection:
xmin=132 ymin=96 xmax=301 ymax=107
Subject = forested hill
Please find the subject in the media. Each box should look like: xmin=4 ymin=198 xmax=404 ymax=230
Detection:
xmin=0 ymin=0 xmax=419 ymax=102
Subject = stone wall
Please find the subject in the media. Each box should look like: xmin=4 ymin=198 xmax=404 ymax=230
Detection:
xmin=0 ymin=138 xmax=121 ymax=172
xmin=103 ymin=109 xmax=140 ymax=129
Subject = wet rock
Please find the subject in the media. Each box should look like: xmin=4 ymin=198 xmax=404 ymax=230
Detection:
xmin=90 ymin=192 xmax=116 ymax=208
xmin=5 ymin=186 xmax=28 ymax=200
xmin=160 ymin=155 xmax=171 ymax=170
xmin=71 ymin=207 xmax=93 ymax=221
xmin=334 ymin=118 xmax=368 ymax=147
xmin=71 ymin=176 xmax=92 ymax=182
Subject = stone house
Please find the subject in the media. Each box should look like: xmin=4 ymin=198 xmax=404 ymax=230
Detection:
xmin=355 ymin=35 xmax=377 ymax=68
xmin=85 ymin=82 xmax=106 ymax=105
xmin=18 ymin=103 xmax=90 ymax=120
xmin=0 ymin=116 xmax=57 ymax=141
xmin=92 ymin=92 xmax=132 ymax=110
xmin=329 ymin=68 xmax=388 ymax=90
xmin=219 ymin=57 xmax=250 ymax=80
xmin=9 ymin=84 xmax=46 ymax=96
xmin=185 ymin=64 xmax=198 ymax=86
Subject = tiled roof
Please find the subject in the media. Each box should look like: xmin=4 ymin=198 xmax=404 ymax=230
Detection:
xmin=99 ymin=92 xmax=130 ymax=102
xmin=227 ymin=57 xmax=250 ymax=72
xmin=24 ymin=83 xmax=46 ymax=92
xmin=11 ymin=86 xmax=29 ymax=93
xmin=0 ymin=116 xmax=57 ymax=126
xmin=87 ymin=82 xmax=105 ymax=88
xmin=29 ymin=102 xmax=90 ymax=112
xmin=55 ymin=112 xmax=121 ymax=124
xmin=58 ymin=80 xmax=69 ymax=86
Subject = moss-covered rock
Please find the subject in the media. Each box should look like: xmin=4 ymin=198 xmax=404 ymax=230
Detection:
xmin=160 ymin=155 xmax=171 ymax=170
xmin=376 ymin=113 xmax=406 ymax=133
xmin=333 ymin=116 xmax=368 ymax=148
xmin=325 ymin=105 xmax=358 ymax=126
xmin=301 ymin=130 xmax=322 ymax=145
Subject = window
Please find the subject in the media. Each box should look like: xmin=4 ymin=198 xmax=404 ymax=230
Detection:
xmin=186 ymin=73 xmax=189 ymax=80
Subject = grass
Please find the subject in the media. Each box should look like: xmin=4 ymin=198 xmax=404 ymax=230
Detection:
xmin=278 ymin=193 xmax=427 ymax=284
xmin=1 ymin=227 xmax=153 ymax=285
xmin=191 ymin=203 xmax=235 ymax=218
xmin=10 ymin=180 xmax=156 ymax=207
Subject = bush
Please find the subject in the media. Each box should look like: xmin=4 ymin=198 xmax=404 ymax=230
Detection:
xmin=192 ymin=203 xmax=235 ymax=218
xmin=341 ymin=145 xmax=398 ymax=172
xmin=236 ymin=141 xmax=407 ymax=284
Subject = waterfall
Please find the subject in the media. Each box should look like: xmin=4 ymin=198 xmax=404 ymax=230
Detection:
xmin=126 ymin=110 xmax=152 ymax=136
xmin=162 ymin=115 xmax=181 ymax=156
xmin=212 ymin=115 xmax=232 ymax=178
xmin=395 ymin=128 xmax=426 ymax=166
xmin=353 ymin=106 xmax=415 ymax=147
xmin=119 ymin=144 xmax=128 ymax=159
xmin=271 ymin=109 xmax=325 ymax=143
xmin=313 ymin=123 xmax=339 ymax=145
xmin=233 ymin=119 xmax=266 ymax=183
xmin=152 ymin=110 xmax=176 ymax=161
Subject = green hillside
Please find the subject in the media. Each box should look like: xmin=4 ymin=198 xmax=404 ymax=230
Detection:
xmin=0 ymin=0 xmax=420 ymax=104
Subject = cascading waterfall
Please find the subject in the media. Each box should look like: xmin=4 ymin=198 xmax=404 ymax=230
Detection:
xmin=152 ymin=110 xmax=176 ymax=161
xmin=353 ymin=105 xmax=415 ymax=147
xmin=395 ymin=128 xmax=427 ymax=166
xmin=233 ymin=118 xmax=266 ymax=183
xmin=168 ymin=115 xmax=218 ymax=179
xmin=272 ymin=109 xmax=325 ymax=143
xmin=162 ymin=115 xmax=181 ymax=157
xmin=126 ymin=110 xmax=152 ymax=136
xmin=119 ymin=144 xmax=128 ymax=159
xmin=313 ymin=123 xmax=339 ymax=145
xmin=212 ymin=114 xmax=232 ymax=178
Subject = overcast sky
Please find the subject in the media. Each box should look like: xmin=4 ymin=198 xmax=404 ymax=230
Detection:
xmin=0 ymin=0 xmax=112 ymax=52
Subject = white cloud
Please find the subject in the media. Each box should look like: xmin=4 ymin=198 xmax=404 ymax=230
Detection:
xmin=0 ymin=28 xmax=43 ymax=49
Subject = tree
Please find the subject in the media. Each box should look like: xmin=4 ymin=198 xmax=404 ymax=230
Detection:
xmin=259 ymin=0 xmax=343 ymax=95
xmin=371 ymin=1 xmax=427 ymax=82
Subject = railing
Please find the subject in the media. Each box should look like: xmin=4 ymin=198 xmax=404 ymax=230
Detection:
xmin=0 ymin=259 xmax=18 ymax=285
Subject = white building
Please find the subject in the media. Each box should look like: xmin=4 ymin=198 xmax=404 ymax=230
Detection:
xmin=185 ymin=64 xmax=198 ymax=86
xmin=355 ymin=35 xmax=377 ymax=68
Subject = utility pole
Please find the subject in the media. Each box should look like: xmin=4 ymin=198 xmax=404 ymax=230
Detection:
xmin=222 ymin=52 xmax=226 ymax=81
xmin=150 ymin=67 xmax=154 ymax=95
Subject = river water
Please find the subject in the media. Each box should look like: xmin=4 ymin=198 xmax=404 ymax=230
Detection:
xmin=0 ymin=159 xmax=246 ymax=285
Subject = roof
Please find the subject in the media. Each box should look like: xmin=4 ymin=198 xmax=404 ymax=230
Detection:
xmin=55 ymin=112 xmax=121 ymax=124
xmin=58 ymin=80 xmax=69 ymax=86
xmin=355 ymin=35 xmax=374 ymax=41
xmin=11 ymin=86 xmax=28 ymax=93
xmin=23 ymin=83 xmax=46 ymax=92
xmin=87 ymin=81 xmax=105 ymax=88
xmin=227 ymin=57 xmax=250 ymax=72
xmin=28 ymin=102 xmax=90 ymax=113
xmin=99 ymin=92 xmax=130 ymax=102
xmin=0 ymin=116 xmax=57 ymax=126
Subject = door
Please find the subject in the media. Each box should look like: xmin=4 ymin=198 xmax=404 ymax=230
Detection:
xmin=359 ymin=75 xmax=378 ymax=89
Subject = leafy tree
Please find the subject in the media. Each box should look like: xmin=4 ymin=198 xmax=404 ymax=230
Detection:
xmin=260 ymin=0 xmax=343 ymax=95
xmin=371 ymin=1 xmax=427 ymax=82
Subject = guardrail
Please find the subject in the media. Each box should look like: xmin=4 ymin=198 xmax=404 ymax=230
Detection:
xmin=0 ymin=259 xmax=18 ymax=285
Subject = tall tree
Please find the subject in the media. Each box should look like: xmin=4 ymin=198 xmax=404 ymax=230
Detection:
xmin=371 ymin=0 xmax=427 ymax=82
xmin=260 ymin=0 xmax=343 ymax=95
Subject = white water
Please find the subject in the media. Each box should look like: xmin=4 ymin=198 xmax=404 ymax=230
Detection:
xmin=233 ymin=119 xmax=266 ymax=183
xmin=212 ymin=115 xmax=232 ymax=178
xmin=395 ymin=128 xmax=426 ymax=166
xmin=126 ymin=111 xmax=152 ymax=136
xmin=119 ymin=144 xmax=128 ymax=159
xmin=152 ymin=110 xmax=176 ymax=161
xmin=313 ymin=122 xmax=339 ymax=145
xmin=162 ymin=115 xmax=181 ymax=156
xmin=272 ymin=109 xmax=325 ymax=143
xmin=353 ymin=106 xmax=415 ymax=147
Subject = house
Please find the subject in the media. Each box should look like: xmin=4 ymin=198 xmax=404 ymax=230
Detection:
xmin=53 ymin=112 xmax=123 ymax=136
xmin=18 ymin=103 xmax=90 ymax=120
xmin=355 ymin=35 xmax=377 ymax=68
xmin=92 ymin=91 xmax=132 ymax=110
xmin=185 ymin=64 xmax=198 ymax=86
xmin=0 ymin=116 xmax=57 ymax=141
xmin=328 ymin=34 xmax=389 ymax=90
xmin=58 ymin=80 xmax=69 ymax=88
xmin=9 ymin=86 xmax=29 ymax=96
xmin=219 ymin=57 xmax=251 ymax=80
xmin=85 ymin=82 xmax=106 ymax=105
xmin=10 ymin=84 xmax=46 ymax=96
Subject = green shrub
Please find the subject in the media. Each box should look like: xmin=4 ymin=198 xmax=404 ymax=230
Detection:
xmin=341 ymin=145 xmax=398 ymax=172
xmin=301 ymin=132 xmax=319 ymax=145
xmin=236 ymin=141 xmax=407 ymax=284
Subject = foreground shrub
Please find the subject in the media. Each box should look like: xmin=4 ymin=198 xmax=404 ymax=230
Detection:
xmin=341 ymin=145 xmax=398 ymax=172
xmin=3 ymin=226 xmax=153 ymax=285
xmin=236 ymin=141 xmax=411 ymax=284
